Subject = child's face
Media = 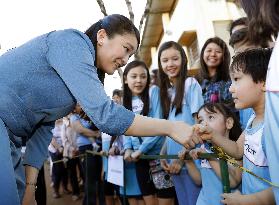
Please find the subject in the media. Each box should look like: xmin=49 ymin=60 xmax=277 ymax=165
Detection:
xmin=229 ymin=69 xmax=265 ymax=110
xmin=197 ymin=108 xmax=228 ymax=137
xmin=125 ymin=66 xmax=148 ymax=96
xmin=160 ymin=47 xmax=182 ymax=82
xmin=203 ymin=42 xmax=223 ymax=69
xmin=112 ymin=94 xmax=121 ymax=104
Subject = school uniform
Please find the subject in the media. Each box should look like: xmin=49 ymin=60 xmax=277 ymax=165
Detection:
xmin=0 ymin=29 xmax=135 ymax=204
xmin=165 ymin=77 xmax=204 ymax=205
xmin=242 ymin=115 xmax=271 ymax=194
xmin=121 ymin=86 xmax=165 ymax=197
xmin=264 ymin=35 xmax=279 ymax=204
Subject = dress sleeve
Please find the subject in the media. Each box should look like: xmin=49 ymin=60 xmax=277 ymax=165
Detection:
xmin=46 ymin=30 xmax=135 ymax=136
xmin=23 ymin=122 xmax=54 ymax=169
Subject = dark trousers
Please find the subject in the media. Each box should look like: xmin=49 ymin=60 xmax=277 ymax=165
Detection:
xmin=49 ymin=151 xmax=68 ymax=192
xmin=35 ymin=165 xmax=46 ymax=205
xmin=66 ymin=158 xmax=80 ymax=195
xmin=79 ymin=144 xmax=105 ymax=205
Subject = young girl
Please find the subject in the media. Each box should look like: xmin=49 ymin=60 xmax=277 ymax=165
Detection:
xmin=183 ymin=103 xmax=242 ymax=205
xmin=157 ymin=41 xmax=204 ymax=205
xmin=122 ymin=60 xmax=174 ymax=205
xmin=197 ymin=37 xmax=232 ymax=106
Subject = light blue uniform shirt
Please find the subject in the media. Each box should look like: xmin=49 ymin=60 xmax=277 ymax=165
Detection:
xmin=166 ymin=77 xmax=204 ymax=156
xmin=70 ymin=114 xmax=92 ymax=147
xmin=195 ymin=143 xmax=238 ymax=205
xmin=124 ymin=86 xmax=164 ymax=155
xmin=0 ymin=29 xmax=135 ymax=204
xmin=121 ymin=86 xmax=163 ymax=196
xmin=242 ymin=115 xmax=271 ymax=194
xmin=264 ymin=34 xmax=279 ymax=203
xmin=165 ymin=77 xmax=203 ymax=205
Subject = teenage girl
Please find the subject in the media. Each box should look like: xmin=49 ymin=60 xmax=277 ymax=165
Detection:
xmin=157 ymin=41 xmax=204 ymax=205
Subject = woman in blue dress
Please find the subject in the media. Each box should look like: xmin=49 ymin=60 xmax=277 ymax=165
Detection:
xmin=0 ymin=14 xmax=198 ymax=205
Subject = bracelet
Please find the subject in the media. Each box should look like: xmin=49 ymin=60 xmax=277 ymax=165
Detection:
xmin=26 ymin=182 xmax=37 ymax=189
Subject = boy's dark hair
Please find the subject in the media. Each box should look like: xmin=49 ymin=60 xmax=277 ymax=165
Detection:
xmin=85 ymin=14 xmax=140 ymax=84
xmin=230 ymin=48 xmax=273 ymax=83
xmin=122 ymin=60 xmax=150 ymax=116
xmin=197 ymin=103 xmax=242 ymax=142
xmin=197 ymin=37 xmax=230 ymax=83
xmin=157 ymin=41 xmax=188 ymax=119
xmin=112 ymin=89 xmax=123 ymax=97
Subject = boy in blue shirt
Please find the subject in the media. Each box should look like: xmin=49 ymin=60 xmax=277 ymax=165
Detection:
xmin=196 ymin=48 xmax=275 ymax=205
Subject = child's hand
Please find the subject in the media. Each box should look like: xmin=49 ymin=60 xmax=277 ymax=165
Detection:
xmin=124 ymin=149 xmax=133 ymax=162
xmin=169 ymin=159 xmax=183 ymax=174
xmin=189 ymin=148 xmax=206 ymax=160
xmin=178 ymin=148 xmax=188 ymax=161
xmin=194 ymin=124 xmax=215 ymax=141
xmin=108 ymin=146 xmax=120 ymax=156
xmin=221 ymin=190 xmax=242 ymax=205
xmin=160 ymin=159 xmax=170 ymax=173
xmin=131 ymin=150 xmax=142 ymax=161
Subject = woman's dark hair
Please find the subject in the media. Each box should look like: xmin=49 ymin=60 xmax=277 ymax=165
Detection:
xmin=197 ymin=37 xmax=230 ymax=83
xmin=157 ymin=41 xmax=188 ymax=119
xmin=122 ymin=60 xmax=150 ymax=116
xmin=85 ymin=14 xmax=141 ymax=84
xmin=239 ymin=0 xmax=275 ymax=47
xmin=229 ymin=17 xmax=248 ymax=35
xmin=229 ymin=17 xmax=248 ymax=47
xmin=197 ymin=103 xmax=242 ymax=141
xmin=230 ymin=48 xmax=272 ymax=83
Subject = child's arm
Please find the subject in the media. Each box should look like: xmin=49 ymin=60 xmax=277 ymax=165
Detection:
xmin=221 ymin=188 xmax=275 ymax=205
xmin=185 ymin=160 xmax=202 ymax=186
xmin=71 ymin=120 xmax=100 ymax=138
xmin=196 ymin=124 xmax=245 ymax=159
xmin=208 ymin=159 xmax=242 ymax=188
xmin=160 ymin=141 xmax=170 ymax=172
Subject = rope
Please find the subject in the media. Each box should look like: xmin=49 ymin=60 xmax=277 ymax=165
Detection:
xmin=211 ymin=146 xmax=279 ymax=188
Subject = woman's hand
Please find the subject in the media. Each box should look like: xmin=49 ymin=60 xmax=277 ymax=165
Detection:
xmin=22 ymin=184 xmax=37 ymax=205
xmin=170 ymin=122 xmax=203 ymax=149
xmin=189 ymin=148 xmax=206 ymax=160
xmin=193 ymin=124 xmax=215 ymax=141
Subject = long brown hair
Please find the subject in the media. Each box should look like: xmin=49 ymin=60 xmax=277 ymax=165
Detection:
xmin=157 ymin=41 xmax=188 ymax=119
xmin=122 ymin=60 xmax=150 ymax=116
xmin=239 ymin=0 xmax=275 ymax=47
xmin=197 ymin=37 xmax=230 ymax=84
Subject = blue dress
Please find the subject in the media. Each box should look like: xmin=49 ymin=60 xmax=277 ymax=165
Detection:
xmin=0 ymin=29 xmax=135 ymax=204
xmin=166 ymin=77 xmax=204 ymax=205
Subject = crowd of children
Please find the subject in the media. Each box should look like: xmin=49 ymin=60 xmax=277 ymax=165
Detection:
xmin=47 ymin=14 xmax=277 ymax=204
